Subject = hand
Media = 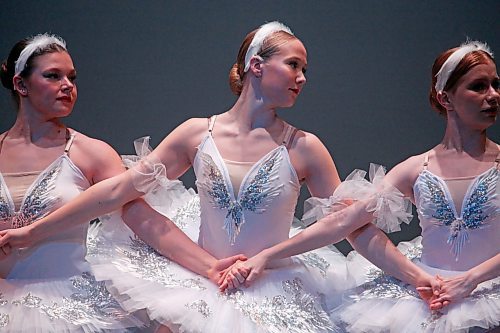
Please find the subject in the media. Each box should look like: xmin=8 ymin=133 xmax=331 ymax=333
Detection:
xmin=0 ymin=243 xmax=12 ymax=260
xmin=415 ymin=274 xmax=444 ymax=310
xmin=207 ymin=254 xmax=248 ymax=286
xmin=429 ymin=273 xmax=478 ymax=307
xmin=218 ymin=250 xmax=271 ymax=292
xmin=0 ymin=226 xmax=34 ymax=251
xmin=217 ymin=259 xmax=249 ymax=291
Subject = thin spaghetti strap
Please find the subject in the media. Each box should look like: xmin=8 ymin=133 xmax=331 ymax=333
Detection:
xmin=208 ymin=115 xmax=217 ymax=134
xmin=0 ymin=131 xmax=8 ymax=155
xmin=423 ymin=152 xmax=430 ymax=170
xmin=64 ymin=129 xmax=76 ymax=154
xmin=495 ymin=146 xmax=500 ymax=169
xmin=282 ymin=123 xmax=298 ymax=149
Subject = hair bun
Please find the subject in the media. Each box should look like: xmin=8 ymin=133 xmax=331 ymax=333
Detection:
xmin=229 ymin=63 xmax=243 ymax=96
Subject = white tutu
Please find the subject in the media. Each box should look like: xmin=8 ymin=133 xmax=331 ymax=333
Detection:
xmin=334 ymin=237 xmax=500 ymax=333
xmin=0 ymin=268 xmax=143 ymax=333
xmin=88 ymin=194 xmax=354 ymax=333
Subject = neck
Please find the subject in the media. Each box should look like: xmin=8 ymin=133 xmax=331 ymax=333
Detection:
xmin=441 ymin=116 xmax=488 ymax=155
xmin=226 ymin=80 xmax=279 ymax=132
xmin=8 ymin=103 xmax=65 ymax=143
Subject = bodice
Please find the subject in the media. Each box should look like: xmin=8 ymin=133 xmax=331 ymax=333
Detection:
xmin=193 ymin=134 xmax=300 ymax=258
xmin=0 ymin=154 xmax=91 ymax=279
xmin=413 ymin=167 xmax=499 ymax=271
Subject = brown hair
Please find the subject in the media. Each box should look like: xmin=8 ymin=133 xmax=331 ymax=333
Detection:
xmin=229 ymin=29 xmax=296 ymax=95
xmin=429 ymin=47 xmax=495 ymax=115
xmin=0 ymin=37 xmax=67 ymax=108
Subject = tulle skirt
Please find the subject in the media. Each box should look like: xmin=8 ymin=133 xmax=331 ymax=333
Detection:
xmin=88 ymin=191 xmax=355 ymax=333
xmin=0 ymin=244 xmax=144 ymax=333
xmin=334 ymin=237 xmax=500 ymax=333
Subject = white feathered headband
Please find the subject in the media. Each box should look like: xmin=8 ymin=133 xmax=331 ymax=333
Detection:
xmin=15 ymin=33 xmax=67 ymax=76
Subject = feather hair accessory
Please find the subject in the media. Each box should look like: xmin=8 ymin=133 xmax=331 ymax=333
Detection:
xmin=435 ymin=40 xmax=493 ymax=92
xmin=15 ymin=33 xmax=67 ymax=75
xmin=243 ymin=21 xmax=293 ymax=72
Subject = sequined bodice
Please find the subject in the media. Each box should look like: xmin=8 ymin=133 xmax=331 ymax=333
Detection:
xmin=413 ymin=167 xmax=499 ymax=271
xmin=0 ymin=154 xmax=91 ymax=279
xmin=194 ymin=133 xmax=300 ymax=258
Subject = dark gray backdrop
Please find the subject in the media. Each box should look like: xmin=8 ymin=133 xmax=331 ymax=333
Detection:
xmin=1 ymin=1 xmax=499 ymax=254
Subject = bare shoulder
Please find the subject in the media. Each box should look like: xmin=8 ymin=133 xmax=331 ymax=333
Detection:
xmin=68 ymin=129 xmax=124 ymax=183
xmin=160 ymin=117 xmax=209 ymax=147
xmin=291 ymin=129 xmax=329 ymax=156
xmin=386 ymin=151 xmax=428 ymax=197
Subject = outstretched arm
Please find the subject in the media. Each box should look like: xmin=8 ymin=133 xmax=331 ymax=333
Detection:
xmin=0 ymin=119 xmax=204 ymax=249
xmin=122 ymin=198 xmax=247 ymax=283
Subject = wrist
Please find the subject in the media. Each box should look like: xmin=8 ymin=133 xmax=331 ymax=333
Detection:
xmin=466 ymin=268 xmax=481 ymax=288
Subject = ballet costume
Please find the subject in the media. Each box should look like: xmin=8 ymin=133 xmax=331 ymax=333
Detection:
xmin=88 ymin=116 xmax=359 ymax=333
xmin=0 ymin=132 xmax=143 ymax=332
xmin=333 ymin=153 xmax=500 ymax=332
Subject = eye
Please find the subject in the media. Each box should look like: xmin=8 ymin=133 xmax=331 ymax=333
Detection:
xmin=43 ymin=72 xmax=60 ymax=80
xmin=492 ymin=79 xmax=500 ymax=90
xmin=302 ymin=67 xmax=307 ymax=74
xmin=289 ymin=61 xmax=298 ymax=69
xmin=468 ymin=82 xmax=487 ymax=92
xmin=68 ymin=74 xmax=77 ymax=83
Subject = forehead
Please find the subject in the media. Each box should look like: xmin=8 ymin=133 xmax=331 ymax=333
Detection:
xmin=457 ymin=60 xmax=498 ymax=83
xmin=31 ymin=51 xmax=74 ymax=70
xmin=274 ymin=39 xmax=307 ymax=61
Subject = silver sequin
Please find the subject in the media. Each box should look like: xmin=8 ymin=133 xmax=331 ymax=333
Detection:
xmin=171 ymin=196 xmax=201 ymax=229
xmin=220 ymin=277 xmax=335 ymax=333
xmin=0 ymin=313 xmax=8 ymax=328
xmin=198 ymin=150 xmax=283 ymax=244
xmin=424 ymin=170 xmax=497 ymax=258
xmin=10 ymin=273 xmax=129 ymax=325
xmin=301 ymin=252 xmax=330 ymax=278
xmin=119 ymin=237 xmax=206 ymax=290
xmin=0 ymin=162 xmax=62 ymax=229
xmin=185 ymin=300 xmax=212 ymax=318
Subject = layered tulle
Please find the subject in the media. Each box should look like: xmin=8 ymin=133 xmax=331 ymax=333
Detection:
xmin=88 ymin=194 xmax=355 ymax=333
xmin=0 ymin=270 xmax=143 ymax=333
xmin=334 ymin=237 xmax=500 ymax=333
xmin=303 ymin=164 xmax=412 ymax=233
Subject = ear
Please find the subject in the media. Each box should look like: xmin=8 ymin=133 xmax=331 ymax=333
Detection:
xmin=248 ymin=55 xmax=264 ymax=78
xmin=13 ymin=75 xmax=28 ymax=96
xmin=436 ymin=91 xmax=453 ymax=111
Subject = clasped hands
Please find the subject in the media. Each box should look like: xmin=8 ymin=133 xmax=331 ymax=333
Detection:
xmin=215 ymin=253 xmax=474 ymax=312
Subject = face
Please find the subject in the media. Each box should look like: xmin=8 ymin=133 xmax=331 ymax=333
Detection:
xmin=20 ymin=51 xmax=77 ymax=119
xmin=259 ymin=38 xmax=307 ymax=108
xmin=446 ymin=59 xmax=499 ymax=130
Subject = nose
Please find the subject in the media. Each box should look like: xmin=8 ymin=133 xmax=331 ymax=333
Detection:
xmin=61 ymin=77 xmax=74 ymax=93
xmin=296 ymin=71 xmax=306 ymax=85
xmin=487 ymin=85 xmax=500 ymax=105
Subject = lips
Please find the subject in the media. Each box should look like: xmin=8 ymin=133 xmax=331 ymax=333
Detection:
xmin=57 ymin=96 xmax=72 ymax=102
xmin=482 ymin=106 xmax=499 ymax=114
xmin=289 ymin=88 xmax=300 ymax=95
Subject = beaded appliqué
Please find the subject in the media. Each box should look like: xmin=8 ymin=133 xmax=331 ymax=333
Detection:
xmin=119 ymin=236 xmax=206 ymax=289
xmin=185 ymin=300 xmax=211 ymax=318
xmin=423 ymin=169 xmax=498 ymax=258
xmin=0 ymin=294 xmax=8 ymax=328
xmin=197 ymin=149 xmax=283 ymax=244
xmin=220 ymin=277 xmax=334 ymax=333
xmin=0 ymin=161 xmax=62 ymax=228
xmin=301 ymin=252 xmax=330 ymax=278
xmin=10 ymin=272 xmax=129 ymax=325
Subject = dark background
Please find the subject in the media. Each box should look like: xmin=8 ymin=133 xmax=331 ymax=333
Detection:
xmin=1 ymin=1 xmax=499 ymax=254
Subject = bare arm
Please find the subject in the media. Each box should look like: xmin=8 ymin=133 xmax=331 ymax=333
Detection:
xmin=122 ymin=198 xmax=246 ymax=283
xmin=0 ymin=119 xmax=203 ymax=248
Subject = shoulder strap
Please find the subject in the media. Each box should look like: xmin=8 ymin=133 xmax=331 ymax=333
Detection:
xmin=495 ymin=147 xmax=500 ymax=169
xmin=208 ymin=115 xmax=217 ymax=134
xmin=64 ymin=129 xmax=76 ymax=153
xmin=282 ymin=123 xmax=298 ymax=150
xmin=423 ymin=151 xmax=430 ymax=170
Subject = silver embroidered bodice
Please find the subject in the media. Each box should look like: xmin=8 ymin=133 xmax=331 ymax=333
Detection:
xmin=413 ymin=166 xmax=499 ymax=271
xmin=0 ymin=154 xmax=91 ymax=279
xmin=194 ymin=134 xmax=300 ymax=258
